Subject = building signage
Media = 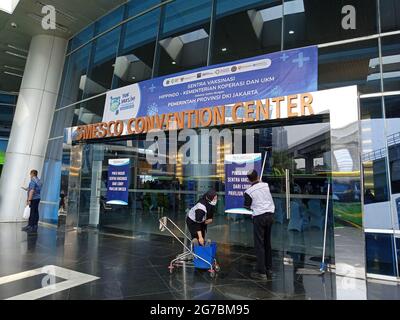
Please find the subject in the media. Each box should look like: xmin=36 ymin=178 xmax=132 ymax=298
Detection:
xmin=70 ymin=85 xmax=359 ymax=141
xmin=74 ymin=93 xmax=315 ymax=140
xmin=102 ymin=46 xmax=318 ymax=122
xmin=224 ymin=153 xmax=262 ymax=214
xmin=106 ymin=158 xmax=130 ymax=206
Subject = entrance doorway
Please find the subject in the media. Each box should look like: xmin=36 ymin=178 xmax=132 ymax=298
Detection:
xmin=267 ymin=122 xmax=333 ymax=269
xmin=66 ymin=116 xmax=334 ymax=270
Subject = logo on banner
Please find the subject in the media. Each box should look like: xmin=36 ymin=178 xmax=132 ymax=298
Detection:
xmin=109 ymin=93 xmax=136 ymax=116
xmin=103 ymin=83 xmax=141 ymax=122
xmin=110 ymin=96 xmax=121 ymax=115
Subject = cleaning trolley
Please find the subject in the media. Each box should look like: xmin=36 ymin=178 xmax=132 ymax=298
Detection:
xmin=159 ymin=216 xmax=220 ymax=277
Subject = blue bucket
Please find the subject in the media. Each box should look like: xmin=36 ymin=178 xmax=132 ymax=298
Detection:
xmin=193 ymin=242 xmax=217 ymax=269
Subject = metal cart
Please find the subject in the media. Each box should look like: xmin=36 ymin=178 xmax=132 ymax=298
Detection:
xmin=158 ymin=216 xmax=220 ymax=277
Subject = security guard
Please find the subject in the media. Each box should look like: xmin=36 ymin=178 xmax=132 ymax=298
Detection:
xmin=244 ymin=169 xmax=275 ymax=280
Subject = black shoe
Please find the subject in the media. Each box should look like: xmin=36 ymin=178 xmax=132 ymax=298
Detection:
xmin=250 ymin=272 xmax=268 ymax=281
xmin=21 ymin=225 xmax=31 ymax=232
xmin=27 ymin=226 xmax=38 ymax=235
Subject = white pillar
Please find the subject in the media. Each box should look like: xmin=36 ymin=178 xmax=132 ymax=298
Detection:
xmin=0 ymin=34 xmax=67 ymax=222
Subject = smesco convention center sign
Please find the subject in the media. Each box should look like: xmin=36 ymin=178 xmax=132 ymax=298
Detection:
xmin=64 ymin=44 xmax=357 ymax=142
xmin=67 ymin=46 xmax=321 ymax=142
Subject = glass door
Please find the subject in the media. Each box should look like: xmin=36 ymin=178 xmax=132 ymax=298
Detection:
xmin=264 ymin=122 xmax=334 ymax=268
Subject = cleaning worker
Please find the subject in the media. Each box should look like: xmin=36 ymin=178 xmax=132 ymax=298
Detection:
xmin=186 ymin=190 xmax=218 ymax=246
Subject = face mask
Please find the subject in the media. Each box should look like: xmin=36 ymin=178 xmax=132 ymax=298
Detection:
xmin=210 ymin=197 xmax=217 ymax=206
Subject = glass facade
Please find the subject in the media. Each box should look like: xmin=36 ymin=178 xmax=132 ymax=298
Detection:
xmin=41 ymin=0 xmax=400 ymax=279
xmin=0 ymin=93 xmax=17 ymax=176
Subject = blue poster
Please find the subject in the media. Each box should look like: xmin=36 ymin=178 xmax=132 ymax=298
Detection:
xmin=102 ymin=46 xmax=318 ymax=122
xmin=225 ymin=153 xmax=262 ymax=214
xmin=107 ymin=158 xmax=130 ymax=205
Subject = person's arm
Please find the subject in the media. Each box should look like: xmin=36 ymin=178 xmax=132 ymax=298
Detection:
xmin=194 ymin=209 xmax=206 ymax=223
xmin=197 ymin=231 xmax=205 ymax=245
xmin=244 ymin=192 xmax=252 ymax=210
xmin=27 ymin=189 xmax=34 ymax=205
xmin=205 ymin=207 xmax=214 ymax=225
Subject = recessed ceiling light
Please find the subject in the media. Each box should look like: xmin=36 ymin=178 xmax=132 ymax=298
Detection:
xmin=5 ymin=51 xmax=27 ymax=59
xmin=172 ymin=61 xmax=176 ymax=65
xmin=0 ymin=0 xmax=21 ymax=14
xmin=7 ymin=44 xmax=28 ymax=53
xmin=131 ymin=76 xmax=136 ymax=80
xmin=4 ymin=71 xmax=23 ymax=78
xmin=4 ymin=65 xmax=24 ymax=72
xmin=221 ymin=48 xmax=227 ymax=52
xmin=289 ymin=30 xmax=295 ymax=35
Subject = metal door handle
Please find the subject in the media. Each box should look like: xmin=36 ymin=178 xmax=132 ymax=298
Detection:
xmin=286 ymin=169 xmax=291 ymax=220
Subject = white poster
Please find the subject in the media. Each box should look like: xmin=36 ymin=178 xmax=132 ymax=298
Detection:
xmin=102 ymin=83 xmax=141 ymax=122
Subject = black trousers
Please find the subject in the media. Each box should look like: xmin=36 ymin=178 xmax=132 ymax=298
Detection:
xmin=253 ymin=213 xmax=274 ymax=274
xmin=28 ymin=199 xmax=40 ymax=227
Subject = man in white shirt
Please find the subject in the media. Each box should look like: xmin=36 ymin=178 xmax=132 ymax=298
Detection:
xmin=244 ymin=169 xmax=275 ymax=280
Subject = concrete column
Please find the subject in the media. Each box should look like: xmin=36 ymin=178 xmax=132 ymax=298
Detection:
xmin=0 ymin=34 xmax=67 ymax=222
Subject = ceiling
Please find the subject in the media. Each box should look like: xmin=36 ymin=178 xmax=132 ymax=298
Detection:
xmin=0 ymin=0 xmax=127 ymax=94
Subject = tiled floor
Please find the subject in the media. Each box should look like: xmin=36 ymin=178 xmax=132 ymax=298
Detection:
xmin=0 ymin=222 xmax=396 ymax=300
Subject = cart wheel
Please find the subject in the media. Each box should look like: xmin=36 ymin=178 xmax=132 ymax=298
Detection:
xmin=208 ymin=269 xmax=216 ymax=278
xmin=214 ymin=264 xmax=221 ymax=273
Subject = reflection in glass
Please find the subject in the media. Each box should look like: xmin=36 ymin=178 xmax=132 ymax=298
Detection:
xmin=157 ymin=0 xmax=211 ymax=76
xmin=113 ymin=9 xmax=160 ymax=88
xmin=380 ymin=0 xmax=400 ymax=33
xmin=94 ymin=6 xmax=124 ymax=36
xmin=70 ymin=25 xmax=95 ymax=52
xmin=361 ymin=98 xmax=390 ymax=203
xmin=213 ymin=0 xmax=282 ymax=64
xmin=59 ymin=44 xmax=91 ymax=108
xmin=84 ymin=28 xmax=121 ymax=98
xmin=283 ymin=0 xmax=377 ymax=49
xmin=76 ymin=95 xmax=106 ymax=125
xmin=69 ymin=118 xmax=334 ymax=263
xmin=384 ymin=95 xmax=400 ymax=229
xmin=366 ymin=232 xmax=396 ymax=276
xmin=381 ymin=35 xmax=400 ymax=92
xmin=50 ymin=105 xmax=80 ymax=139
xmin=361 ymin=98 xmax=392 ymax=229
xmin=318 ymin=40 xmax=381 ymax=94
xmin=126 ymin=0 xmax=161 ymax=17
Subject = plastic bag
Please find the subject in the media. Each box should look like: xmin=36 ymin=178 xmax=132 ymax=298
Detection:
xmin=23 ymin=205 xmax=30 ymax=220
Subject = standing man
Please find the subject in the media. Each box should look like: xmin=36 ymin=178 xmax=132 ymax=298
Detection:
xmin=21 ymin=170 xmax=42 ymax=234
xmin=244 ymin=169 xmax=275 ymax=280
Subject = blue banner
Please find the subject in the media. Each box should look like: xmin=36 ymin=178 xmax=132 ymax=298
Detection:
xmin=107 ymin=159 xmax=130 ymax=205
xmin=102 ymin=46 xmax=318 ymax=122
xmin=224 ymin=154 xmax=262 ymax=213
